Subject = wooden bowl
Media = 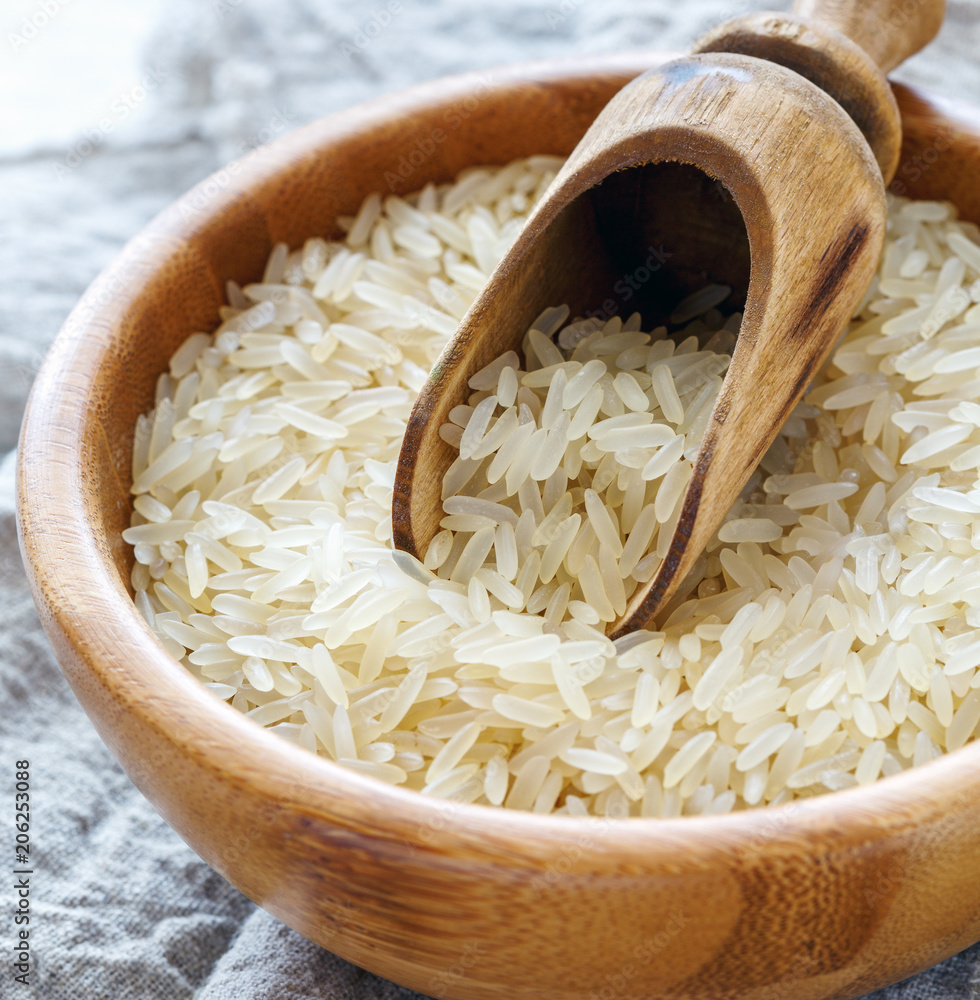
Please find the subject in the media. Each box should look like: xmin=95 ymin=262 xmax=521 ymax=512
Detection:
xmin=17 ymin=51 xmax=980 ymax=1000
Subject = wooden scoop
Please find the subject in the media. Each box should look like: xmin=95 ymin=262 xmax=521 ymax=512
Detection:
xmin=392 ymin=0 xmax=945 ymax=638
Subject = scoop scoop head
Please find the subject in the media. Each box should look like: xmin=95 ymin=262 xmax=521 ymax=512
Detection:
xmin=393 ymin=52 xmax=886 ymax=636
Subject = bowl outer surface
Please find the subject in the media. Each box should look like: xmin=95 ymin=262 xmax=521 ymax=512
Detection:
xmin=16 ymin=51 xmax=980 ymax=1000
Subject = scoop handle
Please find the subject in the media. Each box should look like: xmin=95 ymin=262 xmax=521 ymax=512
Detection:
xmin=792 ymin=0 xmax=945 ymax=73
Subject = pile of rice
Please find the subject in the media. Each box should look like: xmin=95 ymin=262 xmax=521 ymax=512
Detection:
xmin=429 ymin=297 xmax=737 ymax=629
xmin=125 ymin=154 xmax=980 ymax=817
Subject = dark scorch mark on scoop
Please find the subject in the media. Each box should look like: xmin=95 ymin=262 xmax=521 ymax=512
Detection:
xmin=788 ymin=222 xmax=871 ymax=340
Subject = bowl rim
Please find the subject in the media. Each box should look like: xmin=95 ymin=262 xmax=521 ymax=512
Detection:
xmin=17 ymin=48 xmax=980 ymax=865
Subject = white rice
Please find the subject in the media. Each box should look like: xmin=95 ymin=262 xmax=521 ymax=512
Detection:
xmin=126 ymin=156 xmax=980 ymax=818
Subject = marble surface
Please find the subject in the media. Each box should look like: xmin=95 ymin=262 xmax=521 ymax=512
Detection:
xmin=5 ymin=0 xmax=980 ymax=997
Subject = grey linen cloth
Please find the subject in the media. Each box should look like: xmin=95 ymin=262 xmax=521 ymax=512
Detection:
xmin=3 ymin=0 xmax=980 ymax=997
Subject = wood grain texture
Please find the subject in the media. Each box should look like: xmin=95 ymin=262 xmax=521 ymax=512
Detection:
xmin=693 ymin=12 xmax=902 ymax=181
xmin=793 ymin=0 xmax=945 ymax=74
xmin=392 ymin=51 xmax=885 ymax=637
xmin=16 ymin=51 xmax=980 ymax=1000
